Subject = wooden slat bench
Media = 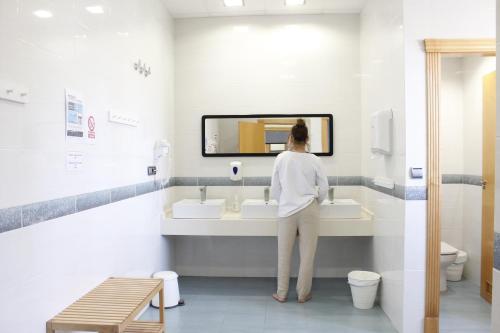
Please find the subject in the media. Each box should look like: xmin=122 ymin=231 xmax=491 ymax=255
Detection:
xmin=46 ymin=277 xmax=165 ymax=333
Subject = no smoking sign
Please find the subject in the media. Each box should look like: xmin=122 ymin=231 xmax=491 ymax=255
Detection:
xmin=87 ymin=115 xmax=96 ymax=140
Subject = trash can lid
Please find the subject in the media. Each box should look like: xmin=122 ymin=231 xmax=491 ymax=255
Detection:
xmin=348 ymin=271 xmax=381 ymax=282
xmin=153 ymin=271 xmax=179 ymax=281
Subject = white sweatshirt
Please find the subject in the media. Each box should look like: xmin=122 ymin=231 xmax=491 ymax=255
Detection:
xmin=270 ymin=151 xmax=329 ymax=217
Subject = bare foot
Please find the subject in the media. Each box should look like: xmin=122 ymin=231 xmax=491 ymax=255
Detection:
xmin=298 ymin=294 xmax=312 ymax=303
xmin=272 ymin=293 xmax=287 ymax=303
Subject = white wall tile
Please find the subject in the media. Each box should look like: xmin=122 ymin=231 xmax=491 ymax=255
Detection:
xmin=174 ymin=15 xmax=362 ymax=178
xmin=462 ymin=185 xmax=484 ymax=286
xmin=360 ymin=0 xmax=405 ymax=330
xmin=0 ymin=1 xmax=176 ymax=332
xmin=0 ymin=0 xmax=176 ymax=208
xmin=0 ymin=191 xmax=174 ymax=333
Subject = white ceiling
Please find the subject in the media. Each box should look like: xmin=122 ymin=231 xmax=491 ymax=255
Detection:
xmin=162 ymin=0 xmax=367 ymax=18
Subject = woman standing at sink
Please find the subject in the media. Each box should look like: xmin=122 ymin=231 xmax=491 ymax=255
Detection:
xmin=271 ymin=119 xmax=329 ymax=303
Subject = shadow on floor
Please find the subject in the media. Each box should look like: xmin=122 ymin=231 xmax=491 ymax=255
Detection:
xmin=140 ymin=277 xmax=397 ymax=333
xmin=440 ymin=279 xmax=491 ymax=333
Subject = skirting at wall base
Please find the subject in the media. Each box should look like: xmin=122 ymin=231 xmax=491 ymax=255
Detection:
xmin=424 ymin=317 xmax=439 ymax=333
xmin=174 ymin=267 xmax=358 ymax=278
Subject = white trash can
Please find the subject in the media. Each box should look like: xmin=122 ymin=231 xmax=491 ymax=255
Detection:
xmin=152 ymin=271 xmax=180 ymax=308
xmin=348 ymin=271 xmax=381 ymax=310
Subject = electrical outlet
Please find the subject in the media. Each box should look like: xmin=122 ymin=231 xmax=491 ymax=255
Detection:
xmin=147 ymin=166 xmax=157 ymax=176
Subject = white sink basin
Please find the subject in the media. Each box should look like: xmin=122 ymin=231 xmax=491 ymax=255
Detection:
xmin=320 ymin=199 xmax=362 ymax=219
xmin=241 ymin=199 xmax=278 ymax=219
xmin=172 ymin=199 xmax=226 ymax=219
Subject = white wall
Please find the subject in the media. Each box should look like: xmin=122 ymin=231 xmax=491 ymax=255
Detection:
xmin=441 ymin=59 xmax=465 ymax=249
xmin=401 ymin=1 xmax=495 ymax=332
xmin=172 ymin=14 xmax=371 ymax=278
xmin=0 ymin=1 xmax=175 ymax=332
xmin=360 ymin=0 xmax=406 ymax=331
xmin=174 ymin=14 xmax=361 ymax=177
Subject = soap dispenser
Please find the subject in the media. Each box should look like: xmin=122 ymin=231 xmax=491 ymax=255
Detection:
xmin=230 ymin=161 xmax=243 ymax=181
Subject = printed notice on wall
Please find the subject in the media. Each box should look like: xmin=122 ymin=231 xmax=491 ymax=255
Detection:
xmin=65 ymin=89 xmax=85 ymax=143
xmin=87 ymin=114 xmax=96 ymax=144
xmin=66 ymin=151 xmax=84 ymax=171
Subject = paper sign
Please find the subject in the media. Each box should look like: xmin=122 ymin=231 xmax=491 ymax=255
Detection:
xmin=87 ymin=114 xmax=96 ymax=144
xmin=66 ymin=151 xmax=84 ymax=171
xmin=65 ymin=89 xmax=85 ymax=143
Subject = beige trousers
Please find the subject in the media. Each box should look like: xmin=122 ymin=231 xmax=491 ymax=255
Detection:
xmin=276 ymin=200 xmax=319 ymax=299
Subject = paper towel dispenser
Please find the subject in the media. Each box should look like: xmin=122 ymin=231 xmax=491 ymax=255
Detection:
xmin=371 ymin=110 xmax=393 ymax=155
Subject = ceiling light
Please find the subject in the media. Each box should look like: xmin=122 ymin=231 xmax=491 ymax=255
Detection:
xmin=85 ymin=5 xmax=105 ymax=14
xmin=285 ymin=0 xmax=305 ymax=6
xmin=33 ymin=10 xmax=53 ymax=18
xmin=223 ymin=0 xmax=244 ymax=7
xmin=233 ymin=26 xmax=249 ymax=33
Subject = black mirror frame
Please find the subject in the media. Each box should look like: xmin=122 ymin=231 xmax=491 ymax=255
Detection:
xmin=201 ymin=113 xmax=334 ymax=157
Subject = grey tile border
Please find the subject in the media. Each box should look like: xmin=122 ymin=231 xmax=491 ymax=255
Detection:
xmin=22 ymin=197 xmax=76 ymax=227
xmin=442 ymin=174 xmax=464 ymax=184
xmin=0 ymin=178 xmax=171 ymax=234
xmin=0 ymin=207 xmax=22 ymax=233
xmin=495 ymin=232 xmax=500 ymax=271
xmin=405 ymin=186 xmax=427 ymax=200
xmin=76 ymin=190 xmax=111 ymax=212
xmin=441 ymin=174 xmax=482 ymax=186
xmin=327 ymin=176 xmax=338 ymax=186
xmin=0 ymin=175 xmax=434 ymax=235
xmin=463 ymin=175 xmax=483 ymax=186
xmin=338 ymin=176 xmax=362 ymax=186
xmin=136 ymin=181 xmax=157 ymax=196
xmin=394 ymin=184 xmax=406 ymax=200
xmin=243 ymin=177 xmax=271 ymax=186
xmin=111 ymin=185 xmax=136 ymax=203
xmin=198 ymin=177 xmax=242 ymax=187
xmin=171 ymin=177 xmax=198 ymax=186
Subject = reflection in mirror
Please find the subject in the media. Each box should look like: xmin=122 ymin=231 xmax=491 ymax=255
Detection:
xmin=203 ymin=114 xmax=333 ymax=157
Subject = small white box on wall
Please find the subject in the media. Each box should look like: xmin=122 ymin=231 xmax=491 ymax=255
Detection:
xmin=371 ymin=109 xmax=393 ymax=155
xmin=230 ymin=161 xmax=243 ymax=181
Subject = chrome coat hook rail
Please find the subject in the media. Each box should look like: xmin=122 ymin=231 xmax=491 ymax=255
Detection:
xmin=133 ymin=59 xmax=152 ymax=78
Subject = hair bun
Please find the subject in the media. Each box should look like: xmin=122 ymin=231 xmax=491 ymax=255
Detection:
xmin=296 ymin=119 xmax=306 ymax=127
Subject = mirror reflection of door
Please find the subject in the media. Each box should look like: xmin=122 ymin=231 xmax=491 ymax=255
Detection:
xmin=481 ymin=70 xmax=496 ymax=303
xmin=203 ymin=114 xmax=333 ymax=156
xmin=239 ymin=122 xmax=265 ymax=153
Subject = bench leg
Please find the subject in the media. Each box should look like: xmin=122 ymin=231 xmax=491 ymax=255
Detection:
xmin=159 ymin=287 xmax=165 ymax=324
xmin=46 ymin=321 xmax=54 ymax=333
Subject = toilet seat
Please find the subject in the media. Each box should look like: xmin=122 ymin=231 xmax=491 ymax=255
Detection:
xmin=441 ymin=241 xmax=458 ymax=255
xmin=454 ymin=250 xmax=467 ymax=264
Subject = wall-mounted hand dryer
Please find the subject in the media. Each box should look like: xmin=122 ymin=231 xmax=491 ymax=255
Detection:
xmin=371 ymin=109 xmax=393 ymax=155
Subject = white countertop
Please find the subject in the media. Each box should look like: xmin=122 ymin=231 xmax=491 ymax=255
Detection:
xmin=161 ymin=209 xmax=374 ymax=237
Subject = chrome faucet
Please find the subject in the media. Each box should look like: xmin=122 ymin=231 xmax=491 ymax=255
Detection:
xmin=328 ymin=186 xmax=335 ymax=203
xmin=264 ymin=187 xmax=270 ymax=203
xmin=199 ymin=186 xmax=207 ymax=203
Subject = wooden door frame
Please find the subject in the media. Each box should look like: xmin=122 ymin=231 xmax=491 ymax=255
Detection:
xmin=424 ymin=39 xmax=496 ymax=333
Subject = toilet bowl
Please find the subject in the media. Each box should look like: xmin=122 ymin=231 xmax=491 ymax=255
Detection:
xmin=440 ymin=242 xmax=458 ymax=292
xmin=447 ymin=250 xmax=468 ymax=281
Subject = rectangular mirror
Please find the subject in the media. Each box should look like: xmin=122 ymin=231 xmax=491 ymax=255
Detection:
xmin=202 ymin=114 xmax=333 ymax=157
